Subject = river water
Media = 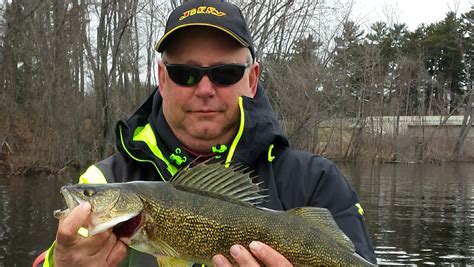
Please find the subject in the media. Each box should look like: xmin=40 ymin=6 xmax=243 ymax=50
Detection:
xmin=340 ymin=163 xmax=474 ymax=266
xmin=0 ymin=163 xmax=473 ymax=266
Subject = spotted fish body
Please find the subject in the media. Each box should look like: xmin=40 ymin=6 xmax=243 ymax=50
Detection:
xmin=55 ymin=163 xmax=373 ymax=266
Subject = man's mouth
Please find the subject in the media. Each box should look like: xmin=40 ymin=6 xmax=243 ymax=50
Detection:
xmin=191 ymin=110 xmax=222 ymax=116
xmin=196 ymin=111 xmax=216 ymax=114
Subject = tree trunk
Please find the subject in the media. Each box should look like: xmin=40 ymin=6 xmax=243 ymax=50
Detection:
xmin=453 ymin=92 xmax=473 ymax=160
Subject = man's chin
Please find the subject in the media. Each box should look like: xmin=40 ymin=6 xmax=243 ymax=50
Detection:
xmin=190 ymin=129 xmax=221 ymax=141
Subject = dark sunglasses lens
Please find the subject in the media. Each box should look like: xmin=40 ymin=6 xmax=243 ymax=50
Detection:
xmin=210 ymin=65 xmax=246 ymax=86
xmin=167 ymin=65 xmax=202 ymax=86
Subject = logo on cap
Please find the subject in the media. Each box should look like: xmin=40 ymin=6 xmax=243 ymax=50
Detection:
xmin=179 ymin=6 xmax=226 ymax=21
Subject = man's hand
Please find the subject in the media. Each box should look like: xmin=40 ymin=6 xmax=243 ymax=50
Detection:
xmin=53 ymin=202 xmax=127 ymax=267
xmin=212 ymin=241 xmax=293 ymax=267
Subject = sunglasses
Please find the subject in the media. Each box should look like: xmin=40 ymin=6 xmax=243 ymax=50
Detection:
xmin=165 ymin=63 xmax=250 ymax=86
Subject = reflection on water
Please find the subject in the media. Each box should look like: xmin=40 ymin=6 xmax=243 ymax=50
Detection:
xmin=341 ymin=163 xmax=474 ymax=266
xmin=0 ymin=164 xmax=473 ymax=266
xmin=0 ymin=173 xmax=74 ymax=267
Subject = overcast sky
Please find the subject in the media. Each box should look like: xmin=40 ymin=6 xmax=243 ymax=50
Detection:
xmin=351 ymin=0 xmax=472 ymax=30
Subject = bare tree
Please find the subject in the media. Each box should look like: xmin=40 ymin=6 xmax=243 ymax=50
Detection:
xmin=453 ymin=91 xmax=473 ymax=160
xmin=0 ymin=0 xmax=472 ymax=172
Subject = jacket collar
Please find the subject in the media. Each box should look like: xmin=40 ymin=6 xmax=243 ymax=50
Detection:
xmin=115 ymin=83 xmax=289 ymax=169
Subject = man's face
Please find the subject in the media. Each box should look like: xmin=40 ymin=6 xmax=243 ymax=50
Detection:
xmin=158 ymin=27 xmax=259 ymax=152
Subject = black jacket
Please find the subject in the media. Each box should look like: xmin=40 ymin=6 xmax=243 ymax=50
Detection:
xmin=93 ymin=84 xmax=377 ymax=265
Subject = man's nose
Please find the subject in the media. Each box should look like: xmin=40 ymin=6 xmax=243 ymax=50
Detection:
xmin=194 ymin=74 xmax=216 ymax=97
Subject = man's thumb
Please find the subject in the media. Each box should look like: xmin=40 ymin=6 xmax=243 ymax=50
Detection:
xmin=56 ymin=202 xmax=91 ymax=246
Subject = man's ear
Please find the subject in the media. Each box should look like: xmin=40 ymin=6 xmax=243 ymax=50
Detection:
xmin=248 ymin=62 xmax=260 ymax=98
xmin=158 ymin=62 xmax=166 ymax=96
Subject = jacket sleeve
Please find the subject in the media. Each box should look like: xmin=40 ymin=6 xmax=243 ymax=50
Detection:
xmin=308 ymin=160 xmax=377 ymax=264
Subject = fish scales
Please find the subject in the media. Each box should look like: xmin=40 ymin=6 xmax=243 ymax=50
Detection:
xmin=131 ymin=182 xmax=367 ymax=266
xmin=55 ymin=162 xmax=373 ymax=266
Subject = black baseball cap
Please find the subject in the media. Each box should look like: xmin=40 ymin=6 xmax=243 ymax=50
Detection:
xmin=155 ymin=0 xmax=256 ymax=59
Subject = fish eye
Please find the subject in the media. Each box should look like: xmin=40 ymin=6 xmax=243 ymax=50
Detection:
xmin=83 ymin=189 xmax=96 ymax=197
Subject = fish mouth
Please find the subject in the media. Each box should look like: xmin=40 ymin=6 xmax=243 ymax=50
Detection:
xmin=53 ymin=186 xmax=144 ymax=237
xmin=53 ymin=186 xmax=85 ymax=219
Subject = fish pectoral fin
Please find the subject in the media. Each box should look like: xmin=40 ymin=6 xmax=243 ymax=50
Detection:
xmin=130 ymin=232 xmax=181 ymax=259
xmin=287 ymin=207 xmax=355 ymax=251
xmin=156 ymin=256 xmax=193 ymax=267
xmin=131 ymin=239 xmax=181 ymax=259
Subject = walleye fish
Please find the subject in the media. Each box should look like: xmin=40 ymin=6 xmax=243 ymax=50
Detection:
xmin=55 ymin=162 xmax=373 ymax=266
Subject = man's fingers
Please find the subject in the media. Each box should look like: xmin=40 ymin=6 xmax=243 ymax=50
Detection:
xmin=56 ymin=202 xmax=91 ymax=246
xmin=119 ymin=237 xmax=131 ymax=246
xmin=212 ymin=254 xmax=233 ymax=267
xmin=213 ymin=242 xmax=293 ymax=267
xmin=84 ymin=230 xmax=116 ymax=257
xmin=53 ymin=202 xmax=127 ymax=267
xmin=212 ymin=246 xmax=260 ymax=267
xmin=248 ymin=241 xmax=293 ymax=267
xmin=106 ymin=240 xmax=128 ymax=266
xmin=104 ymin=231 xmax=118 ymax=250
xmin=229 ymin=245 xmax=260 ymax=267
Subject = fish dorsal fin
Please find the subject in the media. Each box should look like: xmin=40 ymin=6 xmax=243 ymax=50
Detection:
xmin=170 ymin=162 xmax=267 ymax=206
xmin=287 ymin=207 xmax=355 ymax=251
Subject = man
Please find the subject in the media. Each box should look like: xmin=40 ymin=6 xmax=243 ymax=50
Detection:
xmin=36 ymin=0 xmax=376 ymax=266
